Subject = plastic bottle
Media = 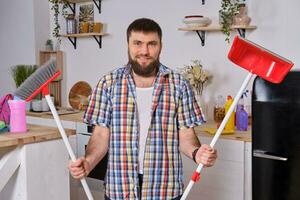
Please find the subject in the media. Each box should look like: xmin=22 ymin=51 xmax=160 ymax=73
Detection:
xmin=224 ymin=95 xmax=235 ymax=131
xmin=236 ymin=93 xmax=248 ymax=131
xmin=8 ymin=100 xmax=27 ymax=133
xmin=213 ymin=95 xmax=225 ymax=127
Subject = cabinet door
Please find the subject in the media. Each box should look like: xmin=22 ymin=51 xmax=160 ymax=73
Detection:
xmin=182 ymin=137 xmax=245 ymax=200
xmin=244 ymin=142 xmax=252 ymax=200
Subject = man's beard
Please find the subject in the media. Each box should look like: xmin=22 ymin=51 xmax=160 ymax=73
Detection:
xmin=128 ymin=53 xmax=160 ymax=77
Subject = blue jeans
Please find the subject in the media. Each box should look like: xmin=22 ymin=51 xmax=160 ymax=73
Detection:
xmin=105 ymin=174 xmax=182 ymax=200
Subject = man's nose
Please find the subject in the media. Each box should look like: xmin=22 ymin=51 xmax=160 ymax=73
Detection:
xmin=140 ymin=44 xmax=149 ymax=55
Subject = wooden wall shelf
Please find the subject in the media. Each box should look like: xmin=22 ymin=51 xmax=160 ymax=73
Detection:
xmin=66 ymin=0 xmax=102 ymax=14
xmin=178 ymin=25 xmax=257 ymax=46
xmin=61 ymin=33 xmax=108 ymax=49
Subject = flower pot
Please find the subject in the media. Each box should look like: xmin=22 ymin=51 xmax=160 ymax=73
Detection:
xmin=233 ymin=5 xmax=251 ymax=26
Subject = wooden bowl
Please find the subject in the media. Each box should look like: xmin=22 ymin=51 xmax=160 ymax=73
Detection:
xmin=68 ymin=81 xmax=92 ymax=110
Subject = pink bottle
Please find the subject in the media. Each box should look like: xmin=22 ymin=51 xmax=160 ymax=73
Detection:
xmin=8 ymin=100 xmax=27 ymax=133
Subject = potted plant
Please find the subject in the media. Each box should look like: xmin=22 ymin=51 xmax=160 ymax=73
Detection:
xmin=181 ymin=60 xmax=212 ymax=96
xmin=180 ymin=60 xmax=212 ymax=117
xmin=11 ymin=65 xmax=37 ymax=88
xmin=11 ymin=65 xmax=38 ymax=110
xmin=45 ymin=39 xmax=54 ymax=51
xmin=219 ymin=0 xmax=239 ymax=43
xmin=48 ymin=0 xmax=69 ymax=43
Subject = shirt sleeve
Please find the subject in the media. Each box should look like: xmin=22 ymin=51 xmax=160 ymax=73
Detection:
xmin=83 ymin=77 xmax=112 ymax=128
xmin=177 ymin=79 xmax=206 ymax=129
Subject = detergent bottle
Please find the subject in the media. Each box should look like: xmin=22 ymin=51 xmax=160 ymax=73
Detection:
xmin=236 ymin=91 xmax=249 ymax=131
xmin=224 ymin=95 xmax=235 ymax=131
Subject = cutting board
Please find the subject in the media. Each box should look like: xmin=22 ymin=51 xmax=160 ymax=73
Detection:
xmin=68 ymin=81 xmax=92 ymax=110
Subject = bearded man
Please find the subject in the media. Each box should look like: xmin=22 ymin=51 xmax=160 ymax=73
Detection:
xmin=68 ymin=18 xmax=217 ymax=200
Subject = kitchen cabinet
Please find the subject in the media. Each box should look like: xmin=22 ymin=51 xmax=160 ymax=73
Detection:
xmin=0 ymin=125 xmax=75 ymax=200
xmin=26 ymin=113 xmax=105 ymax=200
xmin=182 ymin=133 xmax=252 ymax=200
xmin=26 ymin=113 xmax=252 ymax=200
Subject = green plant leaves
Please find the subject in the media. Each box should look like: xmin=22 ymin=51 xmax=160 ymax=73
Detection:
xmin=11 ymin=65 xmax=37 ymax=88
xmin=48 ymin=0 xmax=69 ymax=42
xmin=220 ymin=0 xmax=239 ymax=43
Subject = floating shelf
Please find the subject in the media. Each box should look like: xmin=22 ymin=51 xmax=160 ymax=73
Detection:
xmin=66 ymin=0 xmax=102 ymax=14
xmin=61 ymin=33 xmax=108 ymax=49
xmin=178 ymin=25 xmax=257 ymax=46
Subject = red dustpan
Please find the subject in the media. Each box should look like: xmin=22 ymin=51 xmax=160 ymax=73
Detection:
xmin=228 ymin=36 xmax=294 ymax=83
xmin=181 ymin=36 xmax=294 ymax=200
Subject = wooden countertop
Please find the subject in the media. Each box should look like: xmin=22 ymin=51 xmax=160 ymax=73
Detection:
xmin=27 ymin=108 xmax=85 ymax=123
xmin=194 ymin=121 xmax=252 ymax=142
xmin=0 ymin=124 xmax=75 ymax=148
xmin=27 ymin=109 xmax=252 ymax=142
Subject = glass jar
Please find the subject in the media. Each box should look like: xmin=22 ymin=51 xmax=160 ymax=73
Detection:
xmin=213 ymin=95 xmax=225 ymax=127
xmin=66 ymin=14 xmax=77 ymax=34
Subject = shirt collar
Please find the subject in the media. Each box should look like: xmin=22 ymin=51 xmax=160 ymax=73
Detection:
xmin=124 ymin=63 xmax=171 ymax=77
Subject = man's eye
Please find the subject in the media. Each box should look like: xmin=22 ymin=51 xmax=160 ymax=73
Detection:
xmin=149 ymin=42 xmax=157 ymax=47
xmin=134 ymin=41 xmax=142 ymax=46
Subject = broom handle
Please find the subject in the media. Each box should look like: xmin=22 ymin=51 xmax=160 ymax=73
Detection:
xmin=180 ymin=72 xmax=253 ymax=200
xmin=45 ymin=95 xmax=94 ymax=200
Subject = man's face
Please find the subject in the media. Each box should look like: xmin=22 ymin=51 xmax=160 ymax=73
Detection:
xmin=128 ymin=31 xmax=162 ymax=77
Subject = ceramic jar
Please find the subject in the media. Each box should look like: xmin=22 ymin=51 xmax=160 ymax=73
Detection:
xmin=233 ymin=4 xmax=251 ymax=26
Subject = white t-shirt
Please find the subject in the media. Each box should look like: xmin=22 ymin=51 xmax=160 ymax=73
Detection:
xmin=136 ymin=87 xmax=153 ymax=174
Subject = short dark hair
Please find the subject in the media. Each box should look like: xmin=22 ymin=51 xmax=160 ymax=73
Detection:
xmin=126 ymin=18 xmax=162 ymax=42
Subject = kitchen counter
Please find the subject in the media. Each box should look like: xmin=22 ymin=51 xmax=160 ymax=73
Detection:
xmin=0 ymin=124 xmax=75 ymax=200
xmin=25 ymin=110 xmax=252 ymax=200
xmin=195 ymin=121 xmax=252 ymax=142
xmin=27 ymin=110 xmax=252 ymax=142
xmin=26 ymin=109 xmax=85 ymax=130
xmin=26 ymin=108 xmax=85 ymax=123
xmin=0 ymin=124 xmax=75 ymax=149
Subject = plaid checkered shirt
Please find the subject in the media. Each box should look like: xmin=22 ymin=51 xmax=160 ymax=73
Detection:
xmin=83 ymin=64 xmax=205 ymax=200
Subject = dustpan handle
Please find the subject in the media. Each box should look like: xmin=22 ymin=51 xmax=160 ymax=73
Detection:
xmin=180 ymin=72 xmax=253 ymax=200
xmin=45 ymin=95 xmax=94 ymax=200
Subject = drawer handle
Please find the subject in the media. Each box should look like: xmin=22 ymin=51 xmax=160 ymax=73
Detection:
xmin=253 ymin=150 xmax=288 ymax=161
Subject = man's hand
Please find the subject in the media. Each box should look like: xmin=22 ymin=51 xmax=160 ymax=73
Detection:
xmin=195 ymin=144 xmax=217 ymax=167
xmin=68 ymin=157 xmax=91 ymax=179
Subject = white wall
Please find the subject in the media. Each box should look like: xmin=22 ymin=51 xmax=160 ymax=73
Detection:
xmin=0 ymin=0 xmax=35 ymax=97
xmin=58 ymin=0 xmax=300 ymax=119
xmin=33 ymin=0 xmax=51 ymax=62
xmin=0 ymin=0 xmax=50 ymax=98
xmin=1 ymin=0 xmax=299 ymax=120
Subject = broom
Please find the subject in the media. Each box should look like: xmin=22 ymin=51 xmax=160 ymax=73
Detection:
xmin=14 ymin=58 xmax=94 ymax=200
xmin=180 ymin=36 xmax=294 ymax=200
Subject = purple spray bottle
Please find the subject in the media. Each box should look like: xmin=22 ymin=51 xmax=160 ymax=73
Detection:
xmin=236 ymin=90 xmax=248 ymax=131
